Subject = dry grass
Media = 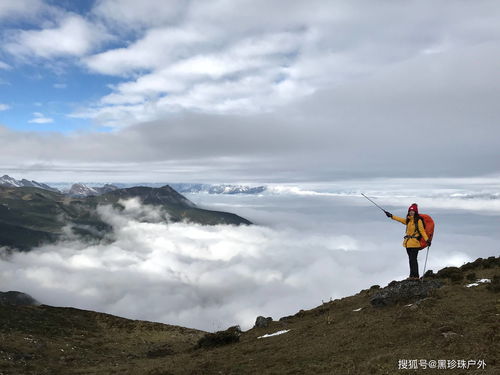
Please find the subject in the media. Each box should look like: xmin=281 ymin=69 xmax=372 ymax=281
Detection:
xmin=1 ymin=257 xmax=498 ymax=374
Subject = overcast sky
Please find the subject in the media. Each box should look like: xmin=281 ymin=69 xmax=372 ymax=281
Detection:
xmin=1 ymin=0 xmax=499 ymax=182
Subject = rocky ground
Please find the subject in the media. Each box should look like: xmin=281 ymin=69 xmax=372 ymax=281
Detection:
xmin=1 ymin=256 xmax=498 ymax=374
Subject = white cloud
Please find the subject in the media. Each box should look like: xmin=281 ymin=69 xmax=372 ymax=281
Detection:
xmin=93 ymin=0 xmax=186 ymax=29
xmin=82 ymin=29 xmax=309 ymax=124
xmin=0 ymin=194 xmax=496 ymax=331
xmin=5 ymin=15 xmax=110 ymax=59
xmin=77 ymin=1 xmax=500 ymax=125
xmin=0 ymin=198 xmax=396 ymax=331
xmin=1 ymin=2 xmax=500 ymax=180
xmin=53 ymin=83 xmax=67 ymax=89
xmin=0 ymin=0 xmax=46 ymax=20
xmin=84 ymin=68 xmax=310 ymax=125
xmin=28 ymin=112 xmax=53 ymax=124
xmin=84 ymin=26 xmax=207 ymax=76
xmin=0 ymin=61 xmax=11 ymax=70
xmin=0 ymin=104 xmax=10 ymax=111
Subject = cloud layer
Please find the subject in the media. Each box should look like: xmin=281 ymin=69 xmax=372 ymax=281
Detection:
xmin=3 ymin=1 xmax=500 ymax=123
xmin=1 ymin=193 xmax=497 ymax=331
xmin=1 ymin=1 xmax=499 ymax=181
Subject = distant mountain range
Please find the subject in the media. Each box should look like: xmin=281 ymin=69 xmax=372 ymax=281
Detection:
xmin=0 ymin=175 xmax=59 ymax=192
xmin=170 ymin=183 xmax=266 ymax=195
xmin=0 ymin=182 xmax=251 ymax=251
xmin=0 ymin=175 xmax=267 ymax=197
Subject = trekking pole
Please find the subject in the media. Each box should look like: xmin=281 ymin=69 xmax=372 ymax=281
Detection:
xmin=361 ymin=193 xmax=388 ymax=214
xmin=421 ymin=244 xmax=431 ymax=283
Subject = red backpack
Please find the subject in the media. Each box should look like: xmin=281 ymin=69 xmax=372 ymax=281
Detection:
xmin=417 ymin=214 xmax=435 ymax=248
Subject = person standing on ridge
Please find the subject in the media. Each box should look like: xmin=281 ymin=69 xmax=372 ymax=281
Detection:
xmin=384 ymin=203 xmax=430 ymax=280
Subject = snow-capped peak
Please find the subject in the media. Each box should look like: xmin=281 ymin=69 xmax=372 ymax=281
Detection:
xmin=0 ymin=175 xmax=24 ymax=187
xmin=68 ymin=183 xmax=99 ymax=197
xmin=0 ymin=175 xmax=58 ymax=192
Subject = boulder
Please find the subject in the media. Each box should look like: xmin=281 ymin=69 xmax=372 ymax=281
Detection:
xmin=370 ymin=279 xmax=443 ymax=307
xmin=254 ymin=316 xmax=273 ymax=328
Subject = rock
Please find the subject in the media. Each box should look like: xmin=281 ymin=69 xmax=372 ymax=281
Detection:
xmin=423 ymin=270 xmax=435 ymax=278
xmin=254 ymin=316 xmax=273 ymax=328
xmin=442 ymin=331 xmax=460 ymax=340
xmin=146 ymin=344 xmax=174 ymax=358
xmin=0 ymin=291 xmax=40 ymax=306
xmin=370 ymin=279 xmax=443 ymax=307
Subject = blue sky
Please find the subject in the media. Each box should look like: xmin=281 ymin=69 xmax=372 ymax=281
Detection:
xmin=0 ymin=63 xmax=120 ymax=132
xmin=1 ymin=0 xmax=499 ymax=182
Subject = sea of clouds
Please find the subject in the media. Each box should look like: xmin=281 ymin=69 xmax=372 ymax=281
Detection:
xmin=1 ymin=181 xmax=499 ymax=331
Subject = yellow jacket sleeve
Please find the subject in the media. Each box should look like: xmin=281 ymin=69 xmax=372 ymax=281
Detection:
xmin=391 ymin=215 xmax=406 ymax=225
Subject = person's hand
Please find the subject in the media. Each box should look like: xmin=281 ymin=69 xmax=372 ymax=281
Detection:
xmin=385 ymin=211 xmax=392 ymax=218
xmin=426 ymin=240 xmax=432 ymax=247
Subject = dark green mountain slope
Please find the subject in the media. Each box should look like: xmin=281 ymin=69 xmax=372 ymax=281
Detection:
xmin=0 ymin=185 xmax=251 ymax=251
xmin=0 ymin=257 xmax=498 ymax=374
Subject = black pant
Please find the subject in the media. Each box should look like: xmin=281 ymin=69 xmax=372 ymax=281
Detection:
xmin=406 ymin=248 xmax=420 ymax=278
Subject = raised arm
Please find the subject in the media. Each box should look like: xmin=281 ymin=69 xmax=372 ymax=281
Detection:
xmin=391 ymin=215 xmax=406 ymax=225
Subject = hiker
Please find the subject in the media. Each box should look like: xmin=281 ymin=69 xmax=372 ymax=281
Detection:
xmin=384 ymin=203 xmax=430 ymax=280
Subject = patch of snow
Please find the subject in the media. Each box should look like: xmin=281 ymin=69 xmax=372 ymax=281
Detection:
xmin=352 ymin=308 xmax=363 ymax=312
xmin=466 ymin=279 xmax=491 ymax=288
xmin=477 ymin=278 xmax=491 ymax=283
xmin=257 ymin=329 xmax=290 ymax=339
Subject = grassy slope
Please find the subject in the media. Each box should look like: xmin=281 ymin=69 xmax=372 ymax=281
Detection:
xmin=1 ymin=258 xmax=498 ymax=375
xmin=0 ymin=305 xmax=205 ymax=375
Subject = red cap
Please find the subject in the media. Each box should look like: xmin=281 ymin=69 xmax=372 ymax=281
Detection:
xmin=408 ymin=203 xmax=418 ymax=214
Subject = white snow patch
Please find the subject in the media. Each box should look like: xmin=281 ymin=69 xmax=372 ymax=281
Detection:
xmin=257 ymin=329 xmax=290 ymax=339
xmin=466 ymin=279 xmax=491 ymax=288
xmin=477 ymin=278 xmax=491 ymax=283
xmin=352 ymin=307 xmax=363 ymax=312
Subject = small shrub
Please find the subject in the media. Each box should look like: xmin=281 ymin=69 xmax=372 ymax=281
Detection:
xmin=461 ymin=256 xmax=500 ymax=271
xmin=146 ymin=344 xmax=174 ymax=358
xmin=466 ymin=272 xmax=476 ymax=281
xmin=196 ymin=326 xmax=241 ymax=349
xmin=487 ymin=276 xmax=500 ymax=293
xmin=460 ymin=259 xmax=481 ymax=271
xmin=436 ymin=267 xmax=463 ymax=282
xmin=483 ymin=256 xmax=500 ymax=268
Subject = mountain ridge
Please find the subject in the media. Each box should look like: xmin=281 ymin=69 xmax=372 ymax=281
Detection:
xmin=0 ymin=175 xmax=59 ymax=192
xmin=0 ymin=184 xmax=251 ymax=251
xmin=1 ymin=175 xmax=268 ymax=197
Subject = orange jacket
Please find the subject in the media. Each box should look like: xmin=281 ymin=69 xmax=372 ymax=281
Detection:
xmin=391 ymin=215 xmax=429 ymax=248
